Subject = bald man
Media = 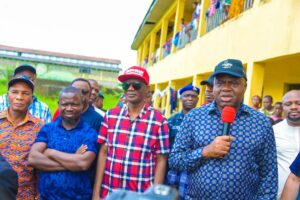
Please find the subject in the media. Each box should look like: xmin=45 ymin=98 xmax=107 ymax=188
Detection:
xmin=274 ymin=90 xmax=300 ymax=199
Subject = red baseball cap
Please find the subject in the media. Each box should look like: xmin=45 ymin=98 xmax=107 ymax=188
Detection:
xmin=118 ymin=66 xmax=149 ymax=85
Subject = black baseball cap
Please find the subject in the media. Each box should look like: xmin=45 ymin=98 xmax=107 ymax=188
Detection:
xmin=8 ymin=75 xmax=34 ymax=92
xmin=211 ymin=59 xmax=247 ymax=80
xmin=200 ymin=75 xmax=214 ymax=86
xmin=14 ymin=64 xmax=36 ymax=76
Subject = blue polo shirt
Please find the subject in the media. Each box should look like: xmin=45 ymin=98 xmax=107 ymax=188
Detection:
xmin=35 ymin=117 xmax=98 ymax=200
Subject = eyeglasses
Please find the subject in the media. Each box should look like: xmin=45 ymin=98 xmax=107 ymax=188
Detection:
xmin=121 ymin=82 xmax=143 ymax=90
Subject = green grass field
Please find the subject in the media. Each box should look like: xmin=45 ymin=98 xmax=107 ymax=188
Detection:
xmin=0 ymin=79 xmax=120 ymax=115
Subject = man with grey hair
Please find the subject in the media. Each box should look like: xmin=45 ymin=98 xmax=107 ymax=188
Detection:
xmin=274 ymin=90 xmax=300 ymax=199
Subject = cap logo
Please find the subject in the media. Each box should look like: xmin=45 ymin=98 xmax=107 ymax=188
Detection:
xmin=125 ymin=68 xmax=144 ymax=77
xmin=221 ymin=61 xmax=233 ymax=69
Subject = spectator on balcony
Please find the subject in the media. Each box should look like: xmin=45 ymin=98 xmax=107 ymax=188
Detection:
xmin=260 ymin=95 xmax=275 ymax=117
xmin=164 ymin=38 xmax=172 ymax=55
xmin=192 ymin=1 xmax=201 ymax=30
xmin=251 ymin=95 xmax=261 ymax=111
xmin=0 ymin=64 xmax=52 ymax=123
xmin=221 ymin=0 xmax=231 ymax=20
xmin=270 ymin=102 xmax=284 ymax=125
xmin=209 ymin=0 xmax=217 ymax=17
xmin=229 ymin=0 xmax=244 ymax=19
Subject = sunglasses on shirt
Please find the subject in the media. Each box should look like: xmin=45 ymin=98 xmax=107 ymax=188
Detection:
xmin=121 ymin=82 xmax=143 ymax=90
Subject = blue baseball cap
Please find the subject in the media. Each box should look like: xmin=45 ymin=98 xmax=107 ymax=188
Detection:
xmin=14 ymin=64 xmax=36 ymax=76
xmin=98 ymin=91 xmax=104 ymax=99
xmin=8 ymin=75 xmax=34 ymax=92
xmin=200 ymin=75 xmax=214 ymax=86
xmin=179 ymin=84 xmax=200 ymax=95
xmin=211 ymin=59 xmax=247 ymax=80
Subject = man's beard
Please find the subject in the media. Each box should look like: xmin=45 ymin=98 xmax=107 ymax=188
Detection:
xmin=287 ymin=113 xmax=300 ymax=123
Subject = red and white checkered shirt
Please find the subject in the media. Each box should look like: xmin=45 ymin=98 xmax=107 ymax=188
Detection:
xmin=97 ymin=104 xmax=170 ymax=198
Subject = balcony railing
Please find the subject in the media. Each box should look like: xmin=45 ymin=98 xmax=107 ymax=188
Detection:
xmin=143 ymin=0 xmax=255 ymax=65
xmin=206 ymin=0 xmax=254 ymax=33
xmin=174 ymin=19 xmax=199 ymax=50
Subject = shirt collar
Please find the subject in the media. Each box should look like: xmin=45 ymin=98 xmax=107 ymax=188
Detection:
xmin=56 ymin=116 xmax=84 ymax=130
xmin=123 ymin=103 xmax=149 ymax=119
xmin=0 ymin=109 xmax=40 ymax=126
xmin=208 ymin=101 xmax=250 ymax=117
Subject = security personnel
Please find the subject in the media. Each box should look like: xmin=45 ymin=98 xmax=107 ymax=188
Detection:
xmin=166 ymin=84 xmax=200 ymax=199
xmin=168 ymin=84 xmax=200 ymax=149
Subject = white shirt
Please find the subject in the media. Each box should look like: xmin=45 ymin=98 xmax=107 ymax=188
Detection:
xmin=273 ymin=119 xmax=300 ymax=199
xmin=93 ymin=106 xmax=106 ymax=117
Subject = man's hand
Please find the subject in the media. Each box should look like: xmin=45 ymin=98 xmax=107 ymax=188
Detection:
xmin=76 ymin=144 xmax=88 ymax=154
xmin=202 ymin=136 xmax=235 ymax=158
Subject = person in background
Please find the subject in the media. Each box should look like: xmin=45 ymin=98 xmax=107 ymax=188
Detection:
xmin=260 ymin=95 xmax=275 ymax=117
xmin=167 ymin=84 xmax=200 ymax=199
xmin=251 ymin=95 xmax=261 ymax=111
xmin=53 ymin=78 xmax=103 ymax=132
xmin=281 ymin=152 xmax=300 ymax=200
xmin=88 ymin=79 xmax=105 ymax=117
xmin=0 ymin=154 xmax=18 ymax=200
xmin=200 ymin=75 xmax=214 ymax=105
xmin=274 ymin=90 xmax=300 ymax=199
xmin=146 ymin=90 xmax=154 ymax=106
xmin=28 ymin=86 xmax=98 ymax=200
xmin=0 ymin=75 xmax=44 ymax=199
xmin=270 ymin=102 xmax=284 ymax=125
xmin=0 ymin=64 xmax=52 ymax=123
xmin=95 ymin=91 xmax=106 ymax=112
xmin=93 ymin=66 xmax=170 ymax=200
xmin=169 ymin=59 xmax=277 ymax=199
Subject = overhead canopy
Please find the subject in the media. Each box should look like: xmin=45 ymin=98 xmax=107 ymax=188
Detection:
xmin=131 ymin=0 xmax=174 ymax=50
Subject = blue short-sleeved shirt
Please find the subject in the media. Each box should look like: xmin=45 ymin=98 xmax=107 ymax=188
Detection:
xmin=82 ymin=106 xmax=103 ymax=132
xmin=290 ymin=152 xmax=300 ymax=177
xmin=35 ymin=117 xmax=98 ymax=200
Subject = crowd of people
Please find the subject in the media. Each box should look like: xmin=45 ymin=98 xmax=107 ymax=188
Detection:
xmin=0 ymin=60 xmax=299 ymax=200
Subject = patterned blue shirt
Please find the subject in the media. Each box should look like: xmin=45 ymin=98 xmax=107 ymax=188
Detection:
xmin=35 ymin=117 xmax=98 ymax=200
xmin=0 ymin=94 xmax=52 ymax=123
xmin=169 ymin=102 xmax=278 ymax=200
xmin=167 ymin=111 xmax=188 ymax=199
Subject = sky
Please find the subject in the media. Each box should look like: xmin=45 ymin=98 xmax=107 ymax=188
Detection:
xmin=0 ymin=0 xmax=153 ymax=70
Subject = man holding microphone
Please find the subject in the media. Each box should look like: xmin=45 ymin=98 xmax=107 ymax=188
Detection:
xmin=169 ymin=59 xmax=278 ymax=199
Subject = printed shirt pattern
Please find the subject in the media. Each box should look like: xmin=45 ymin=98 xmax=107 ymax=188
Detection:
xmin=0 ymin=110 xmax=43 ymax=200
xmin=169 ymin=102 xmax=278 ymax=200
xmin=97 ymin=104 xmax=170 ymax=198
xmin=0 ymin=94 xmax=52 ymax=123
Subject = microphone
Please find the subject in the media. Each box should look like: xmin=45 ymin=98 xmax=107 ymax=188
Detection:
xmin=221 ymin=106 xmax=236 ymax=135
